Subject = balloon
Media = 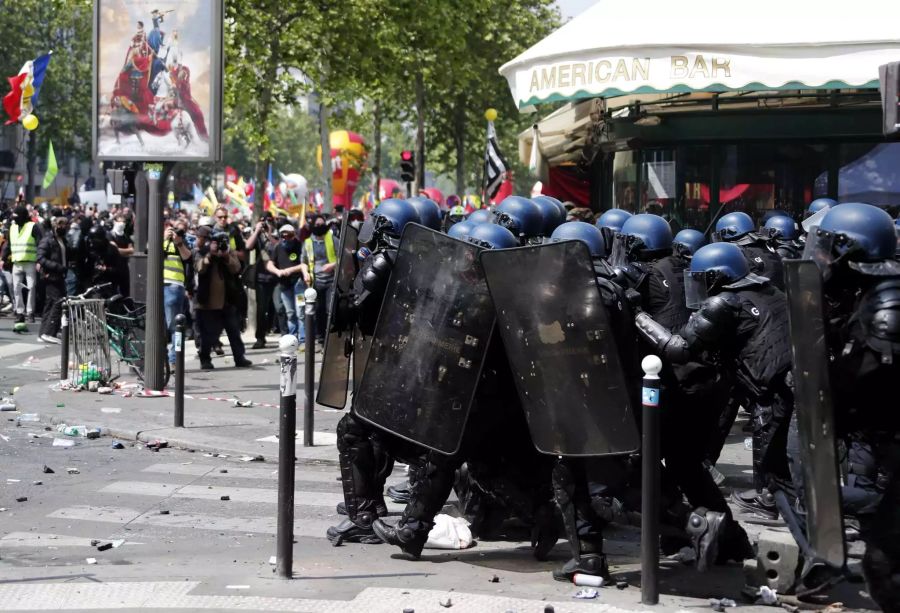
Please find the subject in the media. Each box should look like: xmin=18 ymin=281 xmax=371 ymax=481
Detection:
xmin=22 ymin=114 xmax=38 ymax=131
xmin=316 ymin=130 xmax=367 ymax=208
xmin=484 ymin=108 xmax=498 ymax=122
xmin=378 ymin=179 xmax=403 ymax=201
xmin=421 ymin=187 xmax=443 ymax=206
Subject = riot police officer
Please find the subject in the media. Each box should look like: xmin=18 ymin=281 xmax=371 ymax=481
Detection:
xmin=672 ymin=229 xmax=706 ymax=261
xmin=761 ymin=215 xmax=802 ymax=259
xmin=491 ymin=196 xmax=544 ymax=244
xmin=795 ymin=202 xmax=900 ymax=608
xmin=635 ymin=242 xmax=794 ymax=568
xmin=714 ymin=211 xmax=784 ymax=289
xmin=531 ymin=196 xmax=565 ymax=237
xmin=326 ymin=199 xmax=422 ymax=546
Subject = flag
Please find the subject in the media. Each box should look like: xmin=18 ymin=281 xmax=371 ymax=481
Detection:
xmin=3 ymin=52 xmax=52 ymax=125
xmin=264 ymin=164 xmax=275 ymax=209
xmin=191 ymin=183 xmax=204 ymax=204
xmin=483 ymin=119 xmax=508 ymax=200
xmin=41 ymin=140 xmax=57 ymax=190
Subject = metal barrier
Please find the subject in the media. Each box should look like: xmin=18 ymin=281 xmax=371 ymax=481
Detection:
xmin=66 ymin=299 xmax=112 ymax=386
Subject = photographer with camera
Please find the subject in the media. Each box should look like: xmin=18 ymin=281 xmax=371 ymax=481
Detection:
xmin=164 ymin=219 xmax=192 ymax=366
xmin=193 ymin=226 xmax=252 ymax=371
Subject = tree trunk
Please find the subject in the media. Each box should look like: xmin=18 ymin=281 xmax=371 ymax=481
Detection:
xmin=414 ymin=72 xmax=425 ymax=195
xmin=319 ymin=97 xmax=332 ymax=214
xmin=255 ymin=38 xmax=280 ymax=221
xmin=454 ymin=95 xmax=466 ymax=195
xmin=372 ymin=99 xmax=382 ymax=207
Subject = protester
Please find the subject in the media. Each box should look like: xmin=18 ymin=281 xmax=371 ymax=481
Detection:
xmin=244 ymin=210 xmax=279 ymax=349
xmin=266 ymin=223 xmax=306 ymax=341
xmin=193 ymin=226 xmax=252 ymax=370
xmin=35 ymin=216 xmax=71 ymax=343
xmin=3 ymin=205 xmax=43 ymax=323
xmin=163 ymin=219 xmax=192 ymax=366
xmin=301 ymin=213 xmax=336 ymax=343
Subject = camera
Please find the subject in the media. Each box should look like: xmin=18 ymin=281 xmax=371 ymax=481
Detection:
xmin=212 ymin=232 xmax=229 ymax=252
xmin=175 ymin=227 xmax=186 ymax=238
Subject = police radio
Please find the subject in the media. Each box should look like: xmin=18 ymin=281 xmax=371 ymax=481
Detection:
xmin=879 ymin=62 xmax=900 ymax=138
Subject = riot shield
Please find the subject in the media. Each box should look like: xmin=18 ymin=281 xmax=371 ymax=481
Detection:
xmin=784 ymin=259 xmax=846 ymax=570
xmin=353 ymin=224 xmax=495 ymax=455
xmin=316 ymin=224 xmax=359 ymax=409
xmin=480 ymin=240 xmax=640 ymax=457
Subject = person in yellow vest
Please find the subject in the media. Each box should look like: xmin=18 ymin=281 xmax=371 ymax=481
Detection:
xmin=6 ymin=206 xmax=43 ymax=324
xmin=300 ymin=214 xmax=336 ymax=344
xmin=163 ymin=219 xmax=192 ymax=365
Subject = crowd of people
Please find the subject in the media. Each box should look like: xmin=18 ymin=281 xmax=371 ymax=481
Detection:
xmin=320 ymin=194 xmax=900 ymax=611
xmin=0 ymin=193 xmax=347 ymax=372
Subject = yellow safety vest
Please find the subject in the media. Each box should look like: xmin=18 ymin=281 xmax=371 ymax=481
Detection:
xmin=163 ymin=241 xmax=186 ymax=285
xmin=303 ymin=230 xmax=336 ymax=284
xmin=10 ymin=222 xmax=37 ymax=263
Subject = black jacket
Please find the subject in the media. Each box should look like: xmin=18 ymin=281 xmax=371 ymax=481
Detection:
xmin=37 ymin=233 xmax=70 ymax=283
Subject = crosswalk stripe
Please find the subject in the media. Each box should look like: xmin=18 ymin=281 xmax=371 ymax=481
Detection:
xmin=0 ymin=341 xmax=42 ymax=359
xmin=47 ymin=505 xmax=331 ymax=537
xmin=141 ymin=463 xmax=339 ymax=482
xmin=99 ymin=480 xmax=348 ymax=506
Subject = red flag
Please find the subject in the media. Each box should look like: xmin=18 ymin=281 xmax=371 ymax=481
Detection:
xmin=492 ymin=173 xmax=513 ymax=205
xmin=2 ymin=73 xmax=28 ymax=124
xmin=224 ymin=166 xmax=238 ymax=185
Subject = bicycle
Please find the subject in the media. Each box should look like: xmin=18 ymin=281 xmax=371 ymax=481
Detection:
xmin=66 ymin=284 xmax=171 ymax=388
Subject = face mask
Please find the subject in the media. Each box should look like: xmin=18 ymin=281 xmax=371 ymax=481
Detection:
xmin=312 ymin=224 xmax=328 ymax=236
xmin=281 ymin=236 xmax=294 ymax=246
xmin=113 ymin=222 xmax=126 ymax=236
xmin=56 ymin=226 xmax=67 ymax=236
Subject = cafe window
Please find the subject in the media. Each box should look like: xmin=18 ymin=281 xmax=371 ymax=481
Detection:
xmin=612 ymin=143 xmax=831 ymax=230
xmin=837 ymin=143 xmax=900 ymax=210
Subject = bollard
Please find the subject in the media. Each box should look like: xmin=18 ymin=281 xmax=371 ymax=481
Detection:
xmin=60 ymin=306 xmax=69 ymax=381
xmin=302 ymin=287 xmax=317 ymax=448
xmin=173 ymin=314 xmax=186 ymax=428
xmin=276 ymin=334 xmax=299 ymax=579
xmin=640 ymin=354 xmax=663 ymax=605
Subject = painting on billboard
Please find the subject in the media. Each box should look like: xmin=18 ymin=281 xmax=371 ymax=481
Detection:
xmin=93 ymin=0 xmax=222 ymax=161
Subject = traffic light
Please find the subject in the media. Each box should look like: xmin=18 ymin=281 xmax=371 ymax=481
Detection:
xmin=880 ymin=62 xmax=900 ymax=138
xmin=400 ymin=150 xmax=415 ymax=183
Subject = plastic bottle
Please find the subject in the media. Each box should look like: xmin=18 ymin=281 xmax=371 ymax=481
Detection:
xmin=16 ymin=413 xmax=40 ymax=422
xmin=573 ymin=573 xmax=605 ymax=587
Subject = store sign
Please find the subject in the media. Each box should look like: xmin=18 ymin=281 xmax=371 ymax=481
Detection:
xmin=506 ymin=47 xmax=898 ymax=108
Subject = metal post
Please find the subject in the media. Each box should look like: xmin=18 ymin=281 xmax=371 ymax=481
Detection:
xmin=640 ymin=355 xmax=663 ymax=605
xmin=60 ymin=306 xmax=69 ymax=381
xmin=173 ymin=314 xmax=186 ymax=428
xmin=276 ymin=334 xmax=298 ymax=579
xmin=302 ymin=288 xmax=317 ymax=447
xmin=144 ymin=162 xmax=174 ymax=390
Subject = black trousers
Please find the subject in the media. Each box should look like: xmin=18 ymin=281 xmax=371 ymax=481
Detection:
xmin=254 ymin=282 xmax=277 ymax=342
xmin=314 ymin=281 xmax=333 ymax=341
xmin=39 ymin=278 xmax=66 ymax=337
xmin=196 ymin=306 xmax=246 ymax=363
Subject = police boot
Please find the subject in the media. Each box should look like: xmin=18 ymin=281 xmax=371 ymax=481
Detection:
xmin=326 ymin=511 xmax=382 ymax=546
xmin=371 ymin=518 xmax=428 ymax=559
xmin=552 ymin=553 xmax=609 ymax=582
xmin=336 ymin=498 xmax=388 ymax=517
xmin=731 ymin=488 xmax=778 ymax=520
xmin=531 ymin=502 xmax=559 ymax=561
xmin=686 ymin=507 xmax=726 ymax=572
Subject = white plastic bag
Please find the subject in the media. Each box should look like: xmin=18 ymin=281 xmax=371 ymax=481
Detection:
xmin=425 ymin=514 xmax=473 ymax=550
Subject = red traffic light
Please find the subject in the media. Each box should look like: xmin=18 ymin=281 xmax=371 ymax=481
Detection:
xmin=400 ymin=150 xmax=414 ymax=162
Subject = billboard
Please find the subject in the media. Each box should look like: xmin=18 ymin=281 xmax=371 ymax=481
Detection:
xmin=92 ymin=0 xmax=223 ymax=161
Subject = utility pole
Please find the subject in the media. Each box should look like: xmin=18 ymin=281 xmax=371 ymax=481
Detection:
xmin=414 ymin=72 xmax=425 ymax=196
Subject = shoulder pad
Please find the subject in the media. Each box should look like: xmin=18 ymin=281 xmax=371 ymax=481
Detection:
xmin=855 ymin=278 xmax=900 ymax=355
xmin=684 ymin=293 xmax=740 ymax=344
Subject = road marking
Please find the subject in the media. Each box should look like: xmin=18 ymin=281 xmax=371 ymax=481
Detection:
xmin=255 ymin=431 xmax=338 ymax=445
xmin=0 ymin=342 xmax=42 ymax=359
xmin=46 ymin=505 xmax=332 ymax=537
xmin=141 ymin=463 xmax=340 ymax=483
xmin=0 ymin=582 xmax=640 ymax=611
xmin=99 ymin=480 xmax=346 ymax=507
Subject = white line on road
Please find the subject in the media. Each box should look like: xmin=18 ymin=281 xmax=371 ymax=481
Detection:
xmin=46 ymin=505 xmax=332 ymax=537
xmin=255 ymin=431 xmax=338 ymax=445
xmin=99 ymin=480 xmax=347 ymax=507
xmin=141 ymin=463 xmax=340 ymax=483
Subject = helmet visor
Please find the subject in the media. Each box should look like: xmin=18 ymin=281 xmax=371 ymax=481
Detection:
xmin=801 ymin=206 xmax=829 ymax=234
xmin=492 ymin=211 xmax=519 ymax=235
xmin=683 ymin=270 xmax=709 ymax=310
xmin=358 ymin=216 xmax=376 ymax=244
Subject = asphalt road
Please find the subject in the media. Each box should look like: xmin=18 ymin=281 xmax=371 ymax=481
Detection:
xmin=0 ymin=325 xmax=877 ymax=612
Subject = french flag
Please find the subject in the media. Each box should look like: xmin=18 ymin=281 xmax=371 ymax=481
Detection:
xmin=3 ymin=52 xmax=52 ymax=125
xmin=264 ymin=164 xmax=275 ymax=210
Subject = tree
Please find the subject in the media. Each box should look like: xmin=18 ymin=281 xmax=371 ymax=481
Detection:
xmin=0 ymin=0 xmax=93 ymax=199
